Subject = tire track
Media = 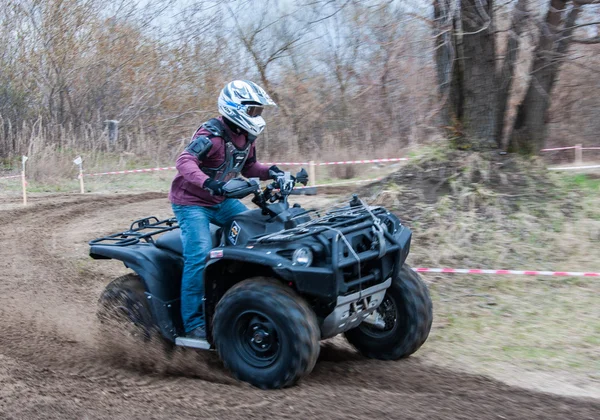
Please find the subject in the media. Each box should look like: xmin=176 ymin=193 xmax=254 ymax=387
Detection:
xmin=0 ymin=193 xmax=598 ymax=419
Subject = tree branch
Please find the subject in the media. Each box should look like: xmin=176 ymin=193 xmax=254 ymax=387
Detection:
xmin=571 ymin=36 xmax=600 ymax=43
xmin=566 ymin=20 xmax=600 ymax=30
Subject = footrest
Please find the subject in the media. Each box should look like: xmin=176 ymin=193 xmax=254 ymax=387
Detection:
xmin=175 ymin=337 xmax=211 ymax=350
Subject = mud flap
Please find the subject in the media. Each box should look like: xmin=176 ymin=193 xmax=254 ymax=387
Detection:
xmin=145 ymin=293 xmax=183 ymax=342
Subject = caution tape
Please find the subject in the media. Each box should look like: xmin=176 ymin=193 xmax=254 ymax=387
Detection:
xmin=317 ymin=157 xmax=409 ymax=166
xmin=85 ymin=167 xmax=176 ymax=176
xmin=264 ymin=157 xmax=409 ymax=166
xmin=412 ymin=267 xmax=599 ymax=277
xmin=264 ymin=161 xmax=311 ymax=166
xmin=548 ymin=164 xmax=600 ymax=171
xmin=83 ymin=157 xmax=410 ymax=177
xmin=295 ymin=177 xmax=383 ymax=189
xmin=541 ymin=145 xmax=600 ymax=151
xmin=540 ymin=146 xmax=577 ymax=152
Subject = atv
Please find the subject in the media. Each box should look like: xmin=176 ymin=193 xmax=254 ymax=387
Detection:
xmin=89 ymin=170 xmax=432 ymax=389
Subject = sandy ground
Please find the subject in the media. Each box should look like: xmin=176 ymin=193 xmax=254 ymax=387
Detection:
xmin=0 ymin=192 xmax=598 ymax=419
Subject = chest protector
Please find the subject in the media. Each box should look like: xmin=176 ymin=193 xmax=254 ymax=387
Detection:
xmin=194 ymin=118 xmax=255 ymax=182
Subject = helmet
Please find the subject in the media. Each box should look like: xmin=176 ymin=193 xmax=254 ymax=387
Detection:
xmin=218 ymin=80 xmax=277 ymax=136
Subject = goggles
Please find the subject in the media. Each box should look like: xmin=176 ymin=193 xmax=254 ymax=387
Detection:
xmin=245 ymin=105 xmax=264 ymax=117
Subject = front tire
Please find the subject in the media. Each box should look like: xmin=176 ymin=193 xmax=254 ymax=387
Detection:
xmin=344 ymin=264 xmax=433 ymax=359
xmin=213 ymin=278 xmax=320 ymax=389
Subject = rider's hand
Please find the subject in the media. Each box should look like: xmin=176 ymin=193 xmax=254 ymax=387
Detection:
xmin=204 ymin=178 xmax=226 ymax=196
xmin=268 ymin=165 xmax=284 ymax=180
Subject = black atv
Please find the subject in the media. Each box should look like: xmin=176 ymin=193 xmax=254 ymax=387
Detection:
xmin=89 ymin=170 xmax=432 ymax=389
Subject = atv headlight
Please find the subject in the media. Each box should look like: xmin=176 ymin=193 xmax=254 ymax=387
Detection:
xmin=292 ymin=247 xmax=313 ymax=266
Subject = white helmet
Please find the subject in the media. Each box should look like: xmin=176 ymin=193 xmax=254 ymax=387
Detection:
xmin=218 ymin=80 xmax=277 ymax=136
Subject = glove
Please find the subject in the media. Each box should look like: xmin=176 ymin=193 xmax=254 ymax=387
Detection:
xmin=204 ymin=178 xmax=226 ymax=196
xmin=268 ymin=165 xmax=284 ymax=180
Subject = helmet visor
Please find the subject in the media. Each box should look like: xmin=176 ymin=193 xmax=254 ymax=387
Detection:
xmin=246 ymin=105 xmax=264 ymax=117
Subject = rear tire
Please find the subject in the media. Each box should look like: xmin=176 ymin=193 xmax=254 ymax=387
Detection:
xmin=213 ymin=278 xmax=320 ymax=389
xmin=97 ymin=274 xmax=173 ymax=352
xmin=97 ymin=274 xmax=154 ymax=339
xmin=344 ymin=264 xmax=433 ymax=360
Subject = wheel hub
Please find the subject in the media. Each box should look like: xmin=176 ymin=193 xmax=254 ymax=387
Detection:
xmin=359 ymin=295 xmax=398 ymax=337
xmin=234 ymin=312 xmax=280 ymax=367
xmin=250 ymin=323 xmax=273 ymax=350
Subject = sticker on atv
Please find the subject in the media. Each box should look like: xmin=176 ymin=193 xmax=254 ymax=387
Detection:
xmin=229 ymin=221 xmax=241 ymax=245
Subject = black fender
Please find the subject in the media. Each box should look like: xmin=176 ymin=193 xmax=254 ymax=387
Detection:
xmin=90 ymin=244 xmax=183 ymax=301
xmin=204 ymin=247 xmax=336 ymax=305
xmin=90 ymin=244 xmax=184 ymax=341
xmin=203 ymin=247 xmax=336 ymax=341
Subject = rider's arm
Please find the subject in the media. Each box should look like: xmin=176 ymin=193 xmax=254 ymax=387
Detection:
xmin=241 ymin=144 xmax=271 ymax=181
xmin=176 ymin=125 xmax=226 ymax=189
xmin=175 ymin=151 xmax=210 ymax=188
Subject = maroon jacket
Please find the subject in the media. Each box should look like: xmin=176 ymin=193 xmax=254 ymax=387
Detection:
xmin=169 ymin=117 xmax=271 ymax=206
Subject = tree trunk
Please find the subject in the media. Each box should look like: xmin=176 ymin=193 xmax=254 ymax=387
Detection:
xmin=459 ymin=0 xmax=497 ymax=150
xmin=433 ymin=0 xmax=462 ymax=127
xmin=509 ymin=1 xmax=580 ymax=154
xmin=495 ymin=0 xmax=529 ymax=147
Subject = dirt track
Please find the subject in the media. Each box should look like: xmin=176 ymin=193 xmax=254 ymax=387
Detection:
xmin=0 ymin=192 xmax=598 ymax=419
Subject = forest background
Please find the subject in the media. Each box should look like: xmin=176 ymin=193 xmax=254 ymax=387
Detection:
xmin=1 ymin=0 xmax=599 ymax=178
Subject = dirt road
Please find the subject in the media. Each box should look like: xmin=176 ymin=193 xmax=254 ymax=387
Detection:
xmin=0 ymin=193 xmax=598 ymax=419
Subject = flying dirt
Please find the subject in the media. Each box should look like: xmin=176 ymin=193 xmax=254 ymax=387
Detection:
xmin=0 ymin=192 xmax=598 ymax=419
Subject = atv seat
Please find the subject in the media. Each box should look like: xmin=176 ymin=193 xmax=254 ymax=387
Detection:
xmin=155 ymin=225 xmax=221 ymax=255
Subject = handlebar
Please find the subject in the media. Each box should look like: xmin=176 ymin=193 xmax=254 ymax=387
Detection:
xmin=222 ymin=168 xmax=309 ymax=216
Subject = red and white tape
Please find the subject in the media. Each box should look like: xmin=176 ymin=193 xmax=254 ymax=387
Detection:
xmin=317 ymin=157 xmax=409 ymax=166
xmin=83 ymin=158 xmax=409 ymax=177
xmin=412 ymin=267 xmax=599 ymax=277
xmin=264 ymin=157 xmax=409 ymax=166
xmin=296 ymin=177 xmax=382 ymax=189
xmin=85 ymin=166 xmax=176 ymax=176
xmin=541 ymin=145 xmax=600 ymax=152
xmin=540 ymin=146 xmax=577 ymax=152
xmin=549 ymin=164 xmax=600 ymax=171
xmin=264 ymin=161 xmax=310 ymax=166
xmin=0 ymin=174 xmax=21 ymax=180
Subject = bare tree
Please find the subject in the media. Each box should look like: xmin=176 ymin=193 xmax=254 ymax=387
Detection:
xmin=510 ymin=0 xmax=600 ymax=153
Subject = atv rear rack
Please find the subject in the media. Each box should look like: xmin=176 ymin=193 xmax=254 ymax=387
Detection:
xmin=89 ymin=216 xmax=179 ymax=247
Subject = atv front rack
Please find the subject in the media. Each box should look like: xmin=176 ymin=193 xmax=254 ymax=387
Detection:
xmin=89 ymin=216 xmax=179 ymax=246
xmin=252 ymin=204 xmax=410 ymax=296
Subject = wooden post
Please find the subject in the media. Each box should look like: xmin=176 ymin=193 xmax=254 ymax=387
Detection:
xmin=21 ymin=171 xmax=27 ymax=206
xmin=309 ymin=160 xmax=316 ymax=187
xmin=575 ymin=144 xmax=582 ymax=165
xmin=78 ymin=168 xmax=85 ymax=194
xmin=21 ymin=155 xmax=28 ymax=206
xmin=74 ymin=156 xmax=85 ymax=194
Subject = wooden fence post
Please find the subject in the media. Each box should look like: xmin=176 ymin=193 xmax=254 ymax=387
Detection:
xmin=575 ymin=144 xmax=582 ymax=165
xmin=21 ymin=155 xmax=28 ymax=206
xmin=74 ymin=156 xmax=85 ymax=194
xmin=309 ymin=160 xmax=316 ymax=187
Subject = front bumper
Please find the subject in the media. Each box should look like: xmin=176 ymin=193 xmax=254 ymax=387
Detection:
xmin=273 ymin=224 xmax=411 ymax=299
xmin=320 ymin=278 xmax=392 ymax=338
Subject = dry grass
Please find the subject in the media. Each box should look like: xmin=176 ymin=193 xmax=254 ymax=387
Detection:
xmin=362 ymin=146 xmax=600 ymax=391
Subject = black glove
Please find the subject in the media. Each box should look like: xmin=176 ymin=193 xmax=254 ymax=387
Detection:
xmin=204 ymin=178 xmax=226 ymax=196
xmin=268 ymin=165 xmax=284 ymax=180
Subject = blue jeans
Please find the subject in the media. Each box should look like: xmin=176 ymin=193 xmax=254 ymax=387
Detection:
xmin=172 ymin=199 xmax=248 ymax=333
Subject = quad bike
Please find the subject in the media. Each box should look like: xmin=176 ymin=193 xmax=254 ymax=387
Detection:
xmin=89 ymin=170 xmax=432 ymax=389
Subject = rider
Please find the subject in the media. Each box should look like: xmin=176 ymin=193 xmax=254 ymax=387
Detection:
xmin=169 ymin=80 xmax=283 ymax=339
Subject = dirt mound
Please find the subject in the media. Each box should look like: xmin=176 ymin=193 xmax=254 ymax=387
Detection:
xmin=359 ymin=150 xmax=580 ymax=221
xmin=0 ymin=192 xmax=598 ymax=419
